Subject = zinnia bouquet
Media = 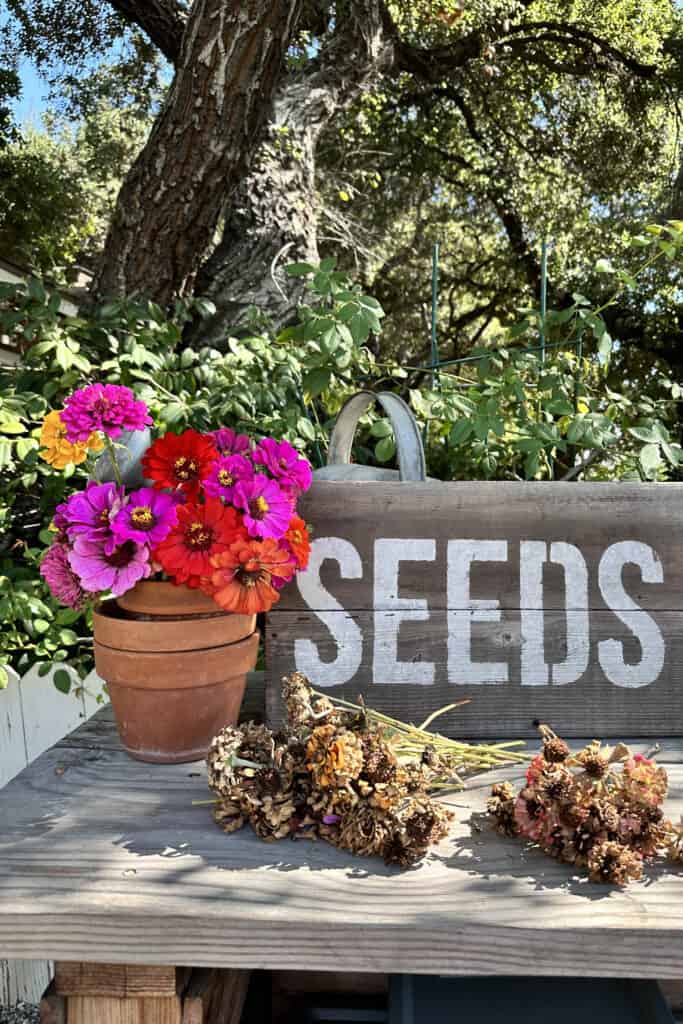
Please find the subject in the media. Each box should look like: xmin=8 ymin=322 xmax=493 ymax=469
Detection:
xmin=38 ymin=384 xmax=312 ymax=615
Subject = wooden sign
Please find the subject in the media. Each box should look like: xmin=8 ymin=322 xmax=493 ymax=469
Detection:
xmin=265 ymin=481 xmax=683 ymax=737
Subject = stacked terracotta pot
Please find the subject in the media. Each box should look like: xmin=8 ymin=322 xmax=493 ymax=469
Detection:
xmin=94 ymin=582 xmax=258 ymax=763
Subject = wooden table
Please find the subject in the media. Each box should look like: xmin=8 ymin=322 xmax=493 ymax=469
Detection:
xmin=1 ymin=684 xmax=682 ymax=1020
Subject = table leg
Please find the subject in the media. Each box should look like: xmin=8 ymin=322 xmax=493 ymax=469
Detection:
xmin=43 ymin=963 xmax=250 ymax=1023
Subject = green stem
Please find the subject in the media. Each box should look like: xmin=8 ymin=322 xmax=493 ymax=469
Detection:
xmin=104 ymin=435 xmax=123 ymax=486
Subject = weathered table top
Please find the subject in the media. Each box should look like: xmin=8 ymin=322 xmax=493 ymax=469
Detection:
xmin=1 ymin=679 xmax=682 ymax=979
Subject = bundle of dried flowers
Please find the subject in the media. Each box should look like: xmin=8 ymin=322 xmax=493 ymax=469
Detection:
xmin=487 ymin=725 xmax=681 ymax=885
xmin=206 ymin=671 xmax=524 ymax=867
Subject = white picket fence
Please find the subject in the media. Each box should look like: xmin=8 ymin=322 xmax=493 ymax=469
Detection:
xmin=0 ymin=663 xmax=108 ymax=1005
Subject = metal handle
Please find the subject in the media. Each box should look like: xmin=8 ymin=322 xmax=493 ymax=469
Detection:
xmin=326 ymin=390 xmax=426 ymax=482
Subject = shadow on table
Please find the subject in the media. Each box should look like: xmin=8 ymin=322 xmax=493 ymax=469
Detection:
xmin=434 ymin=810 xmax=668 ymax=902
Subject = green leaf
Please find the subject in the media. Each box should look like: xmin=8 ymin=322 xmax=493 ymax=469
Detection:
xmin=319 ymin=257 xmax=337 ymax=273
xmin=53 ymin=669 xmax=72 ymax=695
xmin=37 ymin=662 xmax=53 ymax=677
xmin=303 ymin=368 xmax=331 ymax=398
xmin=597 ymin=333 xmax=613 ymax=359
xmin=628 ymin=422 xmax=669 ymax=444
xmin=58 ymin=628 xmax=79 ymax=645
xmin=375 ymin=436 xmax=396 ymax=462
xmin=285 ymin=262 xmax=316 ymax=277
xmin=0 ymin=664 xmax=8 ymax=690
xmin=297 ymin=417 xmax=316 ymax=441
xmin=639 ymin=443 xmax=661 ymax=478
xmin=34 ymin=618 xmax=51 ymax=634
xmin=449 ymin=419 xmax=473 ymax=446
xmin=369 ymin=419 xmax=393 ymax=438
xmin=160 ymin=401 xmax=186 ymax=425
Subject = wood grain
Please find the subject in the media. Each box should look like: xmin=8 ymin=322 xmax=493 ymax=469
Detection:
xmin=181 ymin=968 xmax=249 ymax=1024
xmin=268 ymin=481 xmax=683 ymax=738
xmin=67 ymin=995 xmax=182 ymax=1024
xmin=266 ymin=611 xmax=683 ymax=737
xmin=1 ymin=712 xmax=682 ymax=979
xmin=55 ymin=962 xmax=177 ymax=998
xmin=283 ymin=481 xmax=683 ymax=612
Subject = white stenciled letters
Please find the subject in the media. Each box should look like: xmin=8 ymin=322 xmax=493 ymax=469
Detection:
xmin=373 ymin=539 xmax=436 ymax=685
xmin=520 ymin=541 xmax=589 ymax=686
xmin=598 ymin=541 xmax=665 ymax=688
xmin=447 ymin=540 xmax=508 ymax=684
xmin=295 ymin=537 xmax=363 ymax=687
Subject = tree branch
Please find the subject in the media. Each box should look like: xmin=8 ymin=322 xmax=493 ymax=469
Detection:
xmin=107 ymin=0 xmax=186 ymax=64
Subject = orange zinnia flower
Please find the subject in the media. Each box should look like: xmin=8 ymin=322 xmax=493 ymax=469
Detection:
xmin=284 ymin=515 xmax=311 ymax=570
xmin=206 ymin=538 xmax=295 ymax=614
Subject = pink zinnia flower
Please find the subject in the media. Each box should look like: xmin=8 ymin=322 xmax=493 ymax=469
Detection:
xmin=233 ymin=475 xmax=292 ymax=540
xmin=253 ymin=438 xmax=312 ymax=495
xmin=62 ymin=383 xmax=152 ymax=442
xmin=40 ymin=543 xmax=86 ymax=609
xmin=111 ymin=487 xmax=181 ymax=546
xmin=62 ymin=481 xmax=126 ymax=555
xmin=212 ymin=427 xmax=252 ymax=457
xmin=68 ymin=536 xmax=150 ymax=596
xmin=203 ymin=454 xmax=254 ymax=503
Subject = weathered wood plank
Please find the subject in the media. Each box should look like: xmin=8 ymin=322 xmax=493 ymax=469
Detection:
xmin=18 ymin=665 xmax=88 ymax=763
xmin=266 ymin=611 xmax=683 ymax=737
xmin=0 ymin=734 xmax=682 ymax=979
xmin=0 ymin=668 xmax=28 ymax=788
xmin=283 ymin=481 xmax=683 ymax=612
xmin=268 ymin=481 xmax=683 ymax=739
xmin=181 ymin=968 xmax=249 ymax=1024
xmin=55 ymin=962 xmax=177 ymax=998
xmin=67 ymin=994 xmax=182 ymax=1024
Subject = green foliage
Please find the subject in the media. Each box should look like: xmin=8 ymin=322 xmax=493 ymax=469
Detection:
xmin=0 ymin=97 xmax=152 ymax=275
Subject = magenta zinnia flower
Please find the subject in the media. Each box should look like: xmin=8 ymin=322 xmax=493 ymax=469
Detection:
xmin=111 ymin=487 xmax=181 ymax=546
xmin=212 ymin=427 xmax=252 ymax=457
xmin=68 ymin=536 xmax=150 ymax=596
xmin=62 ymin=481 xmax=126 ymax=555
xmin=40 ymin=543 xmax=86 ymax=609
xmin=62 ymin=383 xmax=152 ymax=443
xmin=203 ymin=454 xmax=254 ymax=503
xmin=233 ymin=475 xmax=292 ymax=540
xmin=252 ymin=438 xmax=312 ymax=495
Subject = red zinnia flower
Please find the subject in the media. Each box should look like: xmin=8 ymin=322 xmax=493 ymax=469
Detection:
xmin=153 ymin=499 xmax=246 ymax=589
xmin=142 ymin=429 xmax=218 ymax=499
xmin=205 ymin=538 xmax=295 ymax=614
xmin=283 ymin=515 xmax=311 ymax=570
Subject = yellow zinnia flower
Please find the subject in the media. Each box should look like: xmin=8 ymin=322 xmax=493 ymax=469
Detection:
xmin=39 ymin=410 xmax=104 ymax=470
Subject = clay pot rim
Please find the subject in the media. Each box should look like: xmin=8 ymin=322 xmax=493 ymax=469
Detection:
xmin=95 ymin=633 xmax=258 ymax=657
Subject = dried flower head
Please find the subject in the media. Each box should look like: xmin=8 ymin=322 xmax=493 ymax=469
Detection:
xmin=306 ymin=725 xmax=364 ymax=788
xmin=587 ymin=841 xmax=643 ymax=885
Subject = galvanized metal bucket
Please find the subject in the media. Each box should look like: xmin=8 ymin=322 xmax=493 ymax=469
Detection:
xmin=312 ymin=390 xmax=427 ymax=482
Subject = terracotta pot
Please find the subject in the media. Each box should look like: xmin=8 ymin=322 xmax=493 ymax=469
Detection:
xmin=93 ymin=582 xmax=259 ymax=764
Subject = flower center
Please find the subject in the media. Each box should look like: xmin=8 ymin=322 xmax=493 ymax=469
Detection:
xmin=174 ymin=456 xmax=199 ymax=481
xmin=218 ymin=469 xmax=234 ymax=487
xmin=279 ymin=457 xmax=288 ymax=469
xmin=107 ymin=541 xmax=136 ymax=568
xmin=98 ymin=509 xmax=110 ymax=525
xmin=290 ymin=530 xmax=302 ymax=544
xmin=186 ymin=520 xmax=213 ymax=550
xmin=130 ymin=505 xmax=155 ymax=529
xmin=236 ymin=561 xmax=265 ymax=588
xmin=249 ymin=495 xmax=269 ymax=519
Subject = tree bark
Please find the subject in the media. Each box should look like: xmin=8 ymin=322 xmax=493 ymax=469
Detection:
xmin=107 ymin=0 xmax=186 ymax=64
xmin=194 ymin=0 xmax=395 ymax=343
xmin=91 ymin=0 xmax=302 ymax=305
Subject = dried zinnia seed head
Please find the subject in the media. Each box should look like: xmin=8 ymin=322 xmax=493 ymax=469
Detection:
xmin=306 ymin=725 xmax=365 ymax=788
xmin=587 ymin=840 xmax=643 ymax=886
xmin=578 ymin=752 xmax=610 ymax=779
xmin=543 ymin=736 xmax=571 ymax=764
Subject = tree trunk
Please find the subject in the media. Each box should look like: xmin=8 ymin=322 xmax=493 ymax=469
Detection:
xmin=91 ymin=0 xmax=302 ymax=305
xmin=194 ymin=0 xmax=395 ymax=344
